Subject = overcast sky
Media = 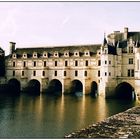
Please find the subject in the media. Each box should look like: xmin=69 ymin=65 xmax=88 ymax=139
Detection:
xmin=0 ymin=2 xmax=140 ymax=55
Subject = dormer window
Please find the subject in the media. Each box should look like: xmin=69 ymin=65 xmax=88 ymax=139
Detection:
xmin=104 ymin=49 xmax=108 ymax=54
xmin=84 ymin=50 xmax=90 ymax=56
xmin=128 ymin=46 xmax=133 ymax=53
xmin=12 ymin=53 xmax=17 ymax=59
xmin=54 ymin=51 xmax=59 ymax=57
xmin=43 ymin=51 xmax=48 ymax=58
xmin=64 ymin=51 xmax=69 ymax=57
xmin=74 ymin=51 xmax=79 ymax=57
xmin=23 ymin=52 xmax=27 ymax=58
xmin=33 ymin=52 xmax=38 ymax=58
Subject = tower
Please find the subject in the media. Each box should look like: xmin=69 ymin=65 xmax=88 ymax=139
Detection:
xmin=0 ymin=47 xmax=5 ymax=77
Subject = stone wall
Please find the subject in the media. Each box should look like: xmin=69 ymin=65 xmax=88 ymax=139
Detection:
xmin=65 ymin=106 xmax=140 ymax=138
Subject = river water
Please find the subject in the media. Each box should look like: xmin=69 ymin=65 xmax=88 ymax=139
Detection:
xmin=0 ymin=93 xmax=138 ymax=138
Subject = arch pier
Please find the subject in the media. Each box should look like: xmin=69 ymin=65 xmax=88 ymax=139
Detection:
xmin=8 ymin=78 xmax=21 ymax=95
xmin=45 ymin=79 xmax=62 ymax=96
xmin=24 ymin=79 xmax=41 ymax=95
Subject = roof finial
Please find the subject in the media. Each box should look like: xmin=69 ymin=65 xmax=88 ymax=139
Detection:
xmin=104 ymin=32 xmax=106 ymax=38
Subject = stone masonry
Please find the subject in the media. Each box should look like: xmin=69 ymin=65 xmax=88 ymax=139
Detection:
xmin=65 ymin=106 xmax=140 ymax=138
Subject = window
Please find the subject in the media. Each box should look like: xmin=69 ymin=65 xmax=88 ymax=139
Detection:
xmin=129 ymin=58 xmax=133 ymax=64
xmin=55 ymin=71 xmax=57 ymax=76
xmin=105 ymin=60 xmax=107 ymax=64
xmin=13 ymin=53 xmax=16 ymax=58
xmin=13 ymin=71 xmax=15 ymax=76
xmin=74 ymin=51 xmax=79 ymax=57
xmin=105 ymin=49 xmax=107 ymax=54
xmin=137 ymin=59 xmax=139 ymax=70
xmin=75 ymin=60 xmax=78 ymax=66
xmin=54 ymin=53 xmax=58 ymax=57
xmin=64 ymin=51 xmax=69 ymax=57
xmin=75 ymin=70 xmax=78 ymax=76
xmin=33 ymin=71 xmax=36 ymax=76
xmin=22 ymin=71 xmax=24 ymax=76
xmin=98 ymin=70 xmax=100 ymax=77
xmin=84 ymin=71 xmax=87 ymax=77
xmin=23 ymin=61 xmax=26 ymax=67
xmin=132 ymin=69 xmax=134 ymax=77
xmin=109 ymin=60 xmax=111 ymax=65
xmin=33 ymin=52 xmax=37 ymax=58
xmin=109 ymin=72 xmax=111 ymax=76
xmin=13 ymin=62 xmax=15 ymax=67
xmin=105 ymin=72 xmax=107 ymax=76
xmin=54 ymin=52 xmax=59 ymax=57
xmin=42 ymin=71 xmax=45 ymax=76
xmin=64 ymin=71 xmax=66 ymax=76
xmin=98 ymin=60 xmax=101 ymax=66
xmin=85 ymin=51 xmax=90 ymax=56
xmin=129 ymin=46 xmax=133 ymax=53
xmin=55 ymin=61 xmax=57 ymax=66
xmin=128 ymin=69 xmax=134 ymax=77
xmin=44 ymin=61 xmax=46 ymax=67
xmin=33 ymin=61 xmax=36 ymax=67
xmin=65 ymin=60 xmax=68 ymax=67
xmin=128 ymin=69 xmax=130 ymax=77
xmin=23 ymin=53 xmax=27 ymax=58
xmin=85 ymin=60 xmax=88 ymax=66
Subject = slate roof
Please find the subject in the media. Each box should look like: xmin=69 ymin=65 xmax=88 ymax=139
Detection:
xmin=117 ymin=40 xmax=127 ymax=48
xmin=108 ymin=31 xmax=140 ymax=43
xmin=107 ymin=44 xmax=117 ymax=55
xmin=6 ymin=44 xmax=101 ymax=58
xmin=128 ymin=32 xmax=140 ymax=41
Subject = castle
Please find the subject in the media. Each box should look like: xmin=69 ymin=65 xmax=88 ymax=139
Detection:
xmin=0 ymin=27 xmax=140 ymax=100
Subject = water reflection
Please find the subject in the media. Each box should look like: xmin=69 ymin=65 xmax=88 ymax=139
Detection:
xmin=0 ymin=93 xmax=138 ymax=138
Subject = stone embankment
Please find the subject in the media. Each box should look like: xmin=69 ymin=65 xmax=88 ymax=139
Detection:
xmin=65 ymin=106 xmax=140 ymax=138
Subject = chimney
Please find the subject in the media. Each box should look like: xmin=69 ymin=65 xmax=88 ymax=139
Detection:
xmin=10 ymin=42 xmax=16 ymax=54
xmin=124 ymin=27 xmax=128 ymax=40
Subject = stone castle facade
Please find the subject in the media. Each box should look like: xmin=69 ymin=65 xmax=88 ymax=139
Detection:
xmin=0 ymin=27 xmax=140 ymax=99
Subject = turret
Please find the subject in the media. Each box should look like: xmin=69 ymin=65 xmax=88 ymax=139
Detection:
xmin=101 ymin=34 xmax=108 ymax=54
xmin=10 ymin=42 xmax=16 ymax=54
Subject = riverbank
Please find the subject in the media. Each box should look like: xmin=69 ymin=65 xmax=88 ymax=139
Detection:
xmin=65 ymin=106 xmax=140 ymax=138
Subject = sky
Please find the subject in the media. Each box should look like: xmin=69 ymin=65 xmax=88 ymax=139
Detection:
xmin=0 ymin=2 xmax=140 ymax=55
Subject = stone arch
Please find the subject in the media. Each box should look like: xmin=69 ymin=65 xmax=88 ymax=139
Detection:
xmin=46 ymin=79 xmax=62 ymax=96
xmin=8 ymin=78 xmax=21 ymax=95
xmin=70 ymin=80 xmax=83 ymax=96
xmin=26 ymin=79 xmax=40 ymax=95
xmin=90 ymin=81 xmax=98 ymax=97
xmin=115 ymin=82 xmax=136 ymax=100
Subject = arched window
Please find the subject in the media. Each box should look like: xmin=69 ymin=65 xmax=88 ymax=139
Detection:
xmin=33 ymin=52 xmax=38 ymax=58
xmin=74 ymin=51 xmax=79 ymax=57
xmin=22 ymin=52 xmax=27 ymax=58
xmin=84 ymin=50 xmax=90 ymax=56
xmin=12 ymin=53 xmax=17 ymax=59
xmin=64 ymin=51 xmax=69 ymax=57
xmin=54 ymin=51 xmax=59 ymax=57
xmin=43 ymin=51 xmax=48 ymax=58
